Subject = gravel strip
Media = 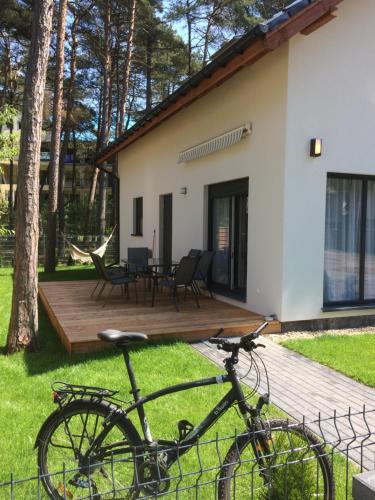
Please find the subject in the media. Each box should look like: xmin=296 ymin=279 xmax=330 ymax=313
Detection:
xmin=269 ymin=327 xmax=375 ymax=343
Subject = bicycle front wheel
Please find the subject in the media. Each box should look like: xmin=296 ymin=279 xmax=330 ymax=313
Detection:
xmin=37 ymin=399 xmax=142 ymax=499
xmin=218 ymin=418 xmax=334 ymax=500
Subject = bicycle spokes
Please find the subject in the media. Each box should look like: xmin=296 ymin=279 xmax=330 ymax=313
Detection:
xmin=44 ymin=409 xmax=136 ymax=498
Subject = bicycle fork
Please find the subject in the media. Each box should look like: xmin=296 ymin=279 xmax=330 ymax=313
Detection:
xmin=247 ymin=418 xmax=275 ymax=488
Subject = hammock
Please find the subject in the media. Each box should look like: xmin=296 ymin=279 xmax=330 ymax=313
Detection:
xmin=67 ymin=226 xmax=116 ymax=264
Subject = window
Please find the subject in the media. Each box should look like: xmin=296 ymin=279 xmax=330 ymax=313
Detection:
xmin=324 ymin=174 xmax=375 ymax=306
xmin=132 ymin=197 xmax=143 ymax=236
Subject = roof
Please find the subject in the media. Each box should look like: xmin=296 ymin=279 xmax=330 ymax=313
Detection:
xmin=95 ymin=0 xmax=341 ymax=165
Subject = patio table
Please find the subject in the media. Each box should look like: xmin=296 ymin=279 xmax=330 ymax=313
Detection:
xmin=121 ymin=258 xmax=179 ymax=306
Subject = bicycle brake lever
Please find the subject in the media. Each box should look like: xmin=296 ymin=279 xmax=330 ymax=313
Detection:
xmin=256 ymin=343 xmax=266 ymax=349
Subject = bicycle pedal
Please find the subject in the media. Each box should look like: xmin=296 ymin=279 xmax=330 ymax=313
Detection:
xmin=177 ymin=419 xmax=194 ymax=440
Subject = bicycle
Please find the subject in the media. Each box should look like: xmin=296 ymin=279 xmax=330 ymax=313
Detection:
xmin=35 ymin=323 xmax=334 ymax=499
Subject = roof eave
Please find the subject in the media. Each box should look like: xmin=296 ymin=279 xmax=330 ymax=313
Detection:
xmin=95 ymin=0 xmax=342 ymax=165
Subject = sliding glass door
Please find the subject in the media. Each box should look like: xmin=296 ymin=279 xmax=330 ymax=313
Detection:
xmin=365 ymin=181 xmax=375 ymax=299
xmin=209 ymin=178 xmax=248 ymax=300
xmin=324 ymin=174 xmax=375 ymax=306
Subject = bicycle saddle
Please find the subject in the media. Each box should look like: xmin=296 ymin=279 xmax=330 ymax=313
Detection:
xmin=98 ymin=330 xmax=148 ymax=345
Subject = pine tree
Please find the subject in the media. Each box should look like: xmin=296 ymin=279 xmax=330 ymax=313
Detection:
xmin=45 ymin=0 xmax=68 ymax=272
xmin=7 ymin=0 xmax=53 ymax=353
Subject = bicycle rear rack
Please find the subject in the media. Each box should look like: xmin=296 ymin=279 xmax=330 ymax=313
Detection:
xmin=51 ymin=381 xmax=120 ymax=405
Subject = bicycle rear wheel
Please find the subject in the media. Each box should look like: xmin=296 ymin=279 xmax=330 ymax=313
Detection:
xmin=218 ymin=418 xmax=334 ymax=500
xmin=37 ymin=399 xmax=141 ymax=499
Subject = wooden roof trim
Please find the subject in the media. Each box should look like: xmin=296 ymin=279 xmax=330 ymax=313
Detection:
xmin=301 ymin=8 xmax=337 ymax=35
xmin=96 ymin=0 xmax=343 ymax=165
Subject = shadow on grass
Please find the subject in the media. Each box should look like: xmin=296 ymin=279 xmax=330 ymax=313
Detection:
xmin=0 ymin=270 xmax=13 ymax=276
xmin=39 ymin=264 xmax=97 ymax=282
xmin=1 ymin=264 xmax=96 ymax=281
xmin=24 ymin=317 xmax=116 ymax=375
xmin=2 ymin=264 xmax=180 ymax=376
xmin=22 ymin=303 xmax=181 ymax=376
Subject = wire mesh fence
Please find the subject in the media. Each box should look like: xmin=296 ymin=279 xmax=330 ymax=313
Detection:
xmin=0 ymin=234 xmax=118 ymax=267
xmin=1 ymin=407 xmax=374 ymax=499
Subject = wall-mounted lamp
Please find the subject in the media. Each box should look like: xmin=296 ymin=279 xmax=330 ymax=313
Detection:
xmin=310 ymin=138 xmax=322 ymax=157
xmin=179 ymin=187 xmax=187 ymax=195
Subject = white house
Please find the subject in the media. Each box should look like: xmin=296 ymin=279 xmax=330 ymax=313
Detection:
xmin=96 ymin=0 xmax=375 ymax=330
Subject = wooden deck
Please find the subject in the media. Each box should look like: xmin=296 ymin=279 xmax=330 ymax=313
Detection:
xmin=39 ymin=280 xmax=281 ymax=354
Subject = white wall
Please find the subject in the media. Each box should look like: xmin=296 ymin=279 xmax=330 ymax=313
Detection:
xmin=118 ymin=0 xmax=375 ymax=323
xmin=118 ymin=45 xmax=289 ymax=317
xmin=282 ymin=0 xmax=375 ymax=321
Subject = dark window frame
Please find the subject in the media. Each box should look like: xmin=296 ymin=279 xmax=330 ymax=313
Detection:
xmin=207 ymin=177 xmax=249 ymax=302
xmin=324 ymin=172 xmax=375 ymax=309
xmin=132 ymin=196 xmax=143 ymax=236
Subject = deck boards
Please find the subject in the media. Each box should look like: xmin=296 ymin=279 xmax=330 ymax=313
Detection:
xmin=39 ymin=280 xmax=281 ymax=354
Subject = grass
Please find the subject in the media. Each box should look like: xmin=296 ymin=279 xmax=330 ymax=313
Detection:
xmin=0 ymin=266 xmax=281 ymax=495
xmin=282 ymin=333 xmax=375 ymax=388
xmin=0 ymin=265 xmax=357 ymax=498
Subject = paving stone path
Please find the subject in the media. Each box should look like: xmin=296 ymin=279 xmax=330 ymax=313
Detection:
xmin=193 ymin=337 xmax=375 ymax=470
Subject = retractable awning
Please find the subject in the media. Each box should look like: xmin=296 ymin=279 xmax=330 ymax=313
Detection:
xmin=178 ymin=123 xmax=252 ymax=163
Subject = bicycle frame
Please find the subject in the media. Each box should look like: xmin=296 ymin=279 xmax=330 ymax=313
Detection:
xmin=87 ymin=346 xmax=264 ymax=468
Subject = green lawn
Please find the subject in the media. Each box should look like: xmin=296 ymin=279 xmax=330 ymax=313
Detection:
xmin=282 ymin=333 xmax=375 ymax=388
xmin=0 ymin=266 xmax=356 ymax=498
xmin=0 ymin=266 xmax=282 ymax=497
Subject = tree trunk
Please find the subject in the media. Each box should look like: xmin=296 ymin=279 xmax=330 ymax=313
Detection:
xmin=96 ymin=87 xmax=103 ymax=153
xmin=114 ymin=20 xmax=121 ymax=138
xmin=145 ymin=33 xmax=152 ymax=112
xmin=2 ymin=37 xmax=15 ymax=227
xmin=98 ymin=170 xmax=106 ymax=245
xmin=100 ymin=0 xmax=112 ymax=148
xmin=72 ymin=128 xmax=77 ymax=199
xmin=7 ymin=120 xmax=15 ymax=228
xmin=111 ymin=159 xmax=118 ymax=228
xmin=84 ymin=166 xmax=99 ymax=233
xmin=106 ymin=61 xmax=113 ymax=139
xmin=1 ymin=36 xmax=11 ymax=108
xmin=202 ymin=19 xmax=212 ymax=66
xmin=57 ymin=128 xmax=68 ymax=258
xmin=98 ymin=0 xmax=112 ymax=244
xmin=7 ymin=0 xmax=53 ymax=353
xmin=86 ymin=84 xmax=102 ymax=234
xmin=125 ymin=79 xmax=136 ymax=130
xmin=57 ymin=9 xmax=78 ymax=258
xmin=202 ymin=1 xmax=220 ymax=67
xmin=118 ymin=0 xmax=136 ymax=136
xmin=45 ymin=0 xmax=68 ymax=273
xmin=186 ymin=1 xmax=193 ymax=76
xmin=8 ymin=157 xmax=14 ymax=227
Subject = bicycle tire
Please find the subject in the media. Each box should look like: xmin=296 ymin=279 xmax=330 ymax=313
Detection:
xmin=218 ymin=418 xmax=334 ymax=500
xmin=37 ymin=398 xmax=142 ymax=499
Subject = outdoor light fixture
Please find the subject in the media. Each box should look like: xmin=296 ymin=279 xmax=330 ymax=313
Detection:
xmin=179 ymin=187 xmax=187 ymax=195
xmin=310 ymin=138 xmax=322 ymax=157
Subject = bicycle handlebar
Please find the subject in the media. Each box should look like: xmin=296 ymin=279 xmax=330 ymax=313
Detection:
xmin=208 ymin=338 xmax=225 ymax=345
xmin=241 ymin=321 xmax=268 ymax=341
xmin=208 ymin=322 xmax=268 ymax=353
